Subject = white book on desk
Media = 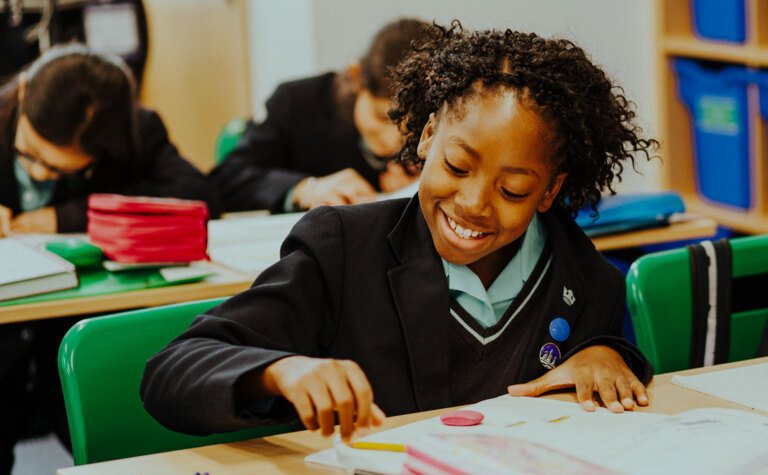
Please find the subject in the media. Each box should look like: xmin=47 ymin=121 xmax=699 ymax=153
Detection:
xmin=307 ymin=396 xmax=768 ymax=475
xmin=0 ymin=237 xmax=78 ymax=301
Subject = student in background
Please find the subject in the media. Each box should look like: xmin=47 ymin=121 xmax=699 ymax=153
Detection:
xmin=142 ymin=22 xmax=658 ymax=442
xmin=0 ymin=44 xmax=218 ymax=474
xmin=209 ymin=18 xmax=429 ymax=213
xmin=0 ymin=44 xmax=219 ymax=236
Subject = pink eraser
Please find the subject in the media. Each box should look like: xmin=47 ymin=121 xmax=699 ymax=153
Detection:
xmin=439 ymin=409 xmax=484 ymax=426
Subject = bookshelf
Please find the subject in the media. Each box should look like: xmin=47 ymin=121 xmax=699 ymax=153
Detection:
xmin=656 ymin=0 xmax=768 ymax=233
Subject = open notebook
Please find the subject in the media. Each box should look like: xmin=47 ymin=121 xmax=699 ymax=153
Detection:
xmin=0 ymin=237 xmax=78 ymax=301
xmin=307 ymin=396 xmax=768 ymax=475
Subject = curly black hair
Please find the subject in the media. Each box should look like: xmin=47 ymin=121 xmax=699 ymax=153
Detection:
xmin=389 ymin=21 xmax=658 ymax=213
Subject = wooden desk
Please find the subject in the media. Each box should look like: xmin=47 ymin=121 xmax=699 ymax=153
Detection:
xmin=56 ymin=357 xmax=767 ymax=475
xmin=590 ymin=216 xmax=718 ymax=251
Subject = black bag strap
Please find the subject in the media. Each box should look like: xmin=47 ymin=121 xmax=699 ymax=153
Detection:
xmin=687 ymin=238 xmax=733 ymax=368
xmin=711 ymin=239 xmax=732 ymax=364
xmin=687 ymin=242 xmax=710 ymax=368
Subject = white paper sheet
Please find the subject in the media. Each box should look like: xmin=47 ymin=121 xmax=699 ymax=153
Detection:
xmin=305 ymin=395 xmax=768 ymax=475
xmin=671 ymin=362 xmax=768 ymax=412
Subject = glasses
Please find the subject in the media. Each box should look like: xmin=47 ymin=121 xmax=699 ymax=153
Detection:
xmin=13 ymin=145 xmax=93 ymax=177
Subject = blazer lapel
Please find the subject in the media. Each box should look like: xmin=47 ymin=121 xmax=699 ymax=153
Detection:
xmin=386 ymin=197 xmax=453 ymax=411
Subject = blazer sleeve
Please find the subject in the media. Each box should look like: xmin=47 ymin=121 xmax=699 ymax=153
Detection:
xmin=140 ymin=206 xmax=346 ymax=435
xmin=208 ymin=84 xmax=308 ymax=213
xmin=54 ymin=110 xmax=221 ymax=232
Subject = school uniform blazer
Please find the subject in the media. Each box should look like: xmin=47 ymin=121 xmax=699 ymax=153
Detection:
xmin=141 ymin=197 xmax=652 ymax=436
xmin=0 ymin=108 xmax=221 ymax=232
xmin=208 ymin=72 xmax=382 ymax=213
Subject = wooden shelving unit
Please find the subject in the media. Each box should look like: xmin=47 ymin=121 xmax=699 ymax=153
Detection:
xmin=657 ymin=0 xmax=768 ymax=234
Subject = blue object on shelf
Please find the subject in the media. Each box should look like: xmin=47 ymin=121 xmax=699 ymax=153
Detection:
xmin=673 ymin=59 xmax=752 ymax=209
xmin=690 ymin=0 xmax=746 ymax=43
xmin=576 ymin=192 xmax=685 ymax=237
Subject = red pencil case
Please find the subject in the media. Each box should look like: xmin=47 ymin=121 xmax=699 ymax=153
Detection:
xmin=87 ymin=194 xmax=209 ymax=263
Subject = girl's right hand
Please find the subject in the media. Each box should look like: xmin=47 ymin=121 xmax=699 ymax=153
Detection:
xmin=261 ymin=355 xmax=386 ymax=441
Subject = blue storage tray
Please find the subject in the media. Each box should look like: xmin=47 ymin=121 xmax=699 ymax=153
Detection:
xmin=690 ymin=0 xmax=746 ymax=43
xmin=673 ymin=59 xmax=752 ymax=209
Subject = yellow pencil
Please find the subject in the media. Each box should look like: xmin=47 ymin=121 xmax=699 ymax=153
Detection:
xmin=350 ymin=441 xmax=406 ymax=452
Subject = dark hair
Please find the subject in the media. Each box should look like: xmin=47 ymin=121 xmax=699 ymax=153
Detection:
xmin=0 ymin=43 xmax=137 ymax=168
xmin=334 ymin=18 xmax=430 ymax=115
xmin=359 ymin=18 xmax=431 ymax=98
xmin=390 ymin=21 xmax=659 ymax=212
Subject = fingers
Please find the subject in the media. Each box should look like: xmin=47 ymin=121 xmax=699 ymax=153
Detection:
xmin=343 ymin=361 xmax=373 ymax=431
xmin=269 ymin=356 xmax=377 ymax=440
xmin=305 ymin=377 xmax=337 ymax=437
xmin=371 ymin=403 xmax=386 ymax=427
xmin=288 ymin=389 xmax=319 ymax=431
xmin=615 ymin=375 xmax=636 ymax=411
xmin=632 ymin=378 xmax=650 ymax=407
xmin=574 ymin=376 xmax=597 ymax=412
xmin=299 ymin=169 xmax=377 ymax=209
xmin=595 ymin=376 xmax=624 ymax=413
xmin=322 ymin=363 xmax=356 ymax=441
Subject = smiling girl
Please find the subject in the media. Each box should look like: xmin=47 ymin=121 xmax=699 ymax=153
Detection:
xmin=142 ymin=22 xmax=659 ymax=443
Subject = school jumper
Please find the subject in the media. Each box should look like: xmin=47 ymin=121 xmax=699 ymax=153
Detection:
xmin=141 ymin=197 xmax=652 ymax=436
xmin=208 ymin=72 xmax=383 ymax=213
xmin=0 ymin=108 xmax=221 ymax=232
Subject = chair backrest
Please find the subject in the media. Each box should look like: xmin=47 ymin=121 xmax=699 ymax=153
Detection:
xmin=627 ymin=235 xmax=768 ymax=374
xmin=58 ymin=297 xmax=292 ymax=465
xmin=214 ymin=117 xmax=248 ymax=164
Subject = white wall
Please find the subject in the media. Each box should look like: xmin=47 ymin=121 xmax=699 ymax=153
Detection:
xmin=247 ymin=0 xmax=661 ymax=192
xmin=248 ymin=0 xmax=316 ymax=120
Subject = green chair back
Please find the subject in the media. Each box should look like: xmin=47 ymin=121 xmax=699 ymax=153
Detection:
xmin=58 ymin=297 xmax=292 ymax=465
xmin=214 ymin=117 xmax=248 ymax=164
xmin=627 ymin=235 xmax=768 ymax=374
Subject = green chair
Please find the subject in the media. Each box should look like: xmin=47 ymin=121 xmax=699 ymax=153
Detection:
xmin=58 ymin=297 xmax=293 ymax=465
xmin=627 ymin=235 xmax=768 ymax=374
xmin=214 ymin=117 xmax=249 ymax=164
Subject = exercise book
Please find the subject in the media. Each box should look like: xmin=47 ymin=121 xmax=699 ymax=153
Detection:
xmin=306 ymin=396 xmax=768 ymax=475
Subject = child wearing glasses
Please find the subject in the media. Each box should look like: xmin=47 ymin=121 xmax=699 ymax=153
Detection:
xmin=0 ymin=44 xmax=219 ymax=236
xmin=0 ymin=44 xmax=220 ymax=473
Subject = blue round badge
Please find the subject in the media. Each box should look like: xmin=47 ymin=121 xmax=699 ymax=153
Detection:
xmin=549 ymin=317 xmax=570 ymax=342
xmin=539 ymin=343 xmax=561 ymax=369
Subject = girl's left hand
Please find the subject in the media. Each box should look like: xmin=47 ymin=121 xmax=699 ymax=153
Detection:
xmin=379 ymin=161 xmax=419 ymax=193
xmin=507 ymin=345 xmax=649 ymax=413
xmin=11 ymin=207 xmax=57 ymax=234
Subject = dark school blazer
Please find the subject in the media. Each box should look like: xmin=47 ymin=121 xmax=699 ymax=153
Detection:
xmin=141 ymin=197 xmax=652 ymax=436
xmin=0 ymin=108 xmax=221 ymax=232
xmin=208 ymin=72 xmax=382 ymax=213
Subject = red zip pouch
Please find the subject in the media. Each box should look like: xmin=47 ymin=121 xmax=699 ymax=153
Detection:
xmin=87 ymin=194 xmax=209 ymax=263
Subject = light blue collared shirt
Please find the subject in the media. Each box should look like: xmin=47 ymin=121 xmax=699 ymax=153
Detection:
xmin=442 ymin=213 xmax=547 ymax=328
